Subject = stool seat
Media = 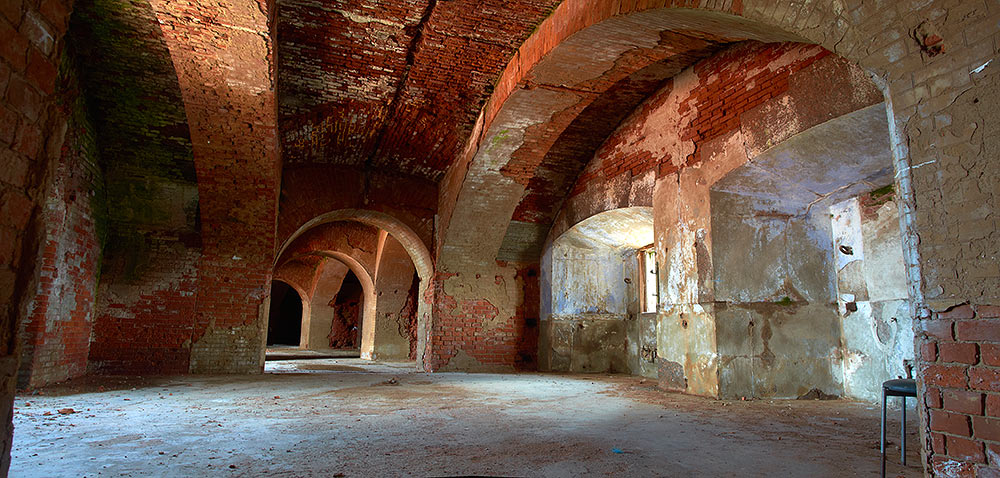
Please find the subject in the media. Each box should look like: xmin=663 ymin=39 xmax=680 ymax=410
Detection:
xmin=881 ymin=378 xmax=917 ymax=477
xmin=883 ymin=379 xmax=916 ymax=397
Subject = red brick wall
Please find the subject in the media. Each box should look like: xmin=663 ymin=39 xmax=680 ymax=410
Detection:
xmin=0 ymin=0 xmax=73 ymax=470
xmin=18 ymin=58 xmax=102 ymax=388
xmin=59 ymin=0 xmax=205 ymax=377
xmin=278 ymin=165 xmax=436 ymax=252
xmin=429 ymin=262 xmax=538 ymax=371
xmin=147 ymin=0 xmax=279 ymax=374
xmin=88 ymin=241 xmax=198 ymax=374
xmin=920 ymin=304 xmax=1000 ymax=474
xmin=572 ymin=42 xmax=830 ymax=195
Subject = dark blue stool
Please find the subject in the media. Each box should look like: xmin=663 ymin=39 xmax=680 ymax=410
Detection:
xmin=881 ymin=378 xmax=917 ymax=478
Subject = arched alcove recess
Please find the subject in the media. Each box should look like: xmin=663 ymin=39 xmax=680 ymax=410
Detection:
xmin=275 ymin=210 xmax=433 ymax=369
xmin=539 ymin=207 xmax=654 ymax=375
xmin=272 ymin=257 xmax=321 ymax=308
xmin=547 ymin=41 xmax=890 ymax=398
xmin=431 ymin=7 xmax=821 ymax=374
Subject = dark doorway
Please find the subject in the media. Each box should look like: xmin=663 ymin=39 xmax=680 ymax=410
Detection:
xmin=329 ymin=271 xmax=362 ymax=349
xmin=267 ymin=281 xmax=302 ymax=346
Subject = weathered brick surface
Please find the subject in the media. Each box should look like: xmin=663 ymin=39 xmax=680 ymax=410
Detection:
xmin=0 ymin=0 xmax=72 ymax=470
xmin=433 ymin=2 xmax=1000 ymax=476
xmin=922 ymin=304 xmax=1000 ymax=475
xmin=277 ymin=165 xmax=436 ymax=255
xmin=428 ymin=261 xmax=538 ymax=371
xmin=569 ymin=42 xmax=845 ymax=202
xmin=59 ymin=0 xmax=205 ymax=376
xmin=0 ymin=2 xmax=998 ymax=477
xmin=148 ymin=0 xmax=279 ymax=373
xmin=18 ymin=55 xmax=101 ymax=389
xmin=277 ymin=0 xmax=560 ymax=181
xmin=277 ymin=221 xmax=380 ymax=274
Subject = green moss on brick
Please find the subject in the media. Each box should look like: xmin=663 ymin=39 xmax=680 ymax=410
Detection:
xmin=67 ymin=0 xmax=202 ymax=271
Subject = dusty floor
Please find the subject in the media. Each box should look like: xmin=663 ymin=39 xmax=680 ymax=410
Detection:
xmin=11 ymin=359 xmax=923 ymax=477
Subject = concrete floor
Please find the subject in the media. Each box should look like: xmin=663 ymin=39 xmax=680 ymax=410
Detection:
xmin=11 ymin=359 xmax=923 ymax=477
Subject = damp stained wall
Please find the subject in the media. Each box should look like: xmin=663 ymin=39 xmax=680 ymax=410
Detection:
xmin=708 ymin=102 xmax=898 ymax=399
xmin=710 ymin=190 xmax=842 ymax=399
xmin=539 ymin=207 xmax=653 ymax=374
xmin=832 ymin=192 xmax=913 ymax=402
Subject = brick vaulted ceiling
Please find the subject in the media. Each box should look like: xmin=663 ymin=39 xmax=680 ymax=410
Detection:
xmin=276 ymin=2 xmax=738 ymax=254
xmin=277 ymin=0 xmax=563 ymax=181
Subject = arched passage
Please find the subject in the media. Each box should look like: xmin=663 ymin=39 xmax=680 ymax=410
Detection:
xmin=276 ymin=209 xmax=433 ymax=369
xmin=328 ymin=271 xmax=364 ymax=349
xmin=429 ymin=4 xmax=934 ymax=382
xmin=284 ymin=251 xmax=378 ymax=359
xmin=266 ymin=281 xmax=304 ymax=347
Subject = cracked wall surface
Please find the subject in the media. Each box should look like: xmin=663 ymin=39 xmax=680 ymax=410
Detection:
xmin=3 ymin=1 xmax=1000 ymax=476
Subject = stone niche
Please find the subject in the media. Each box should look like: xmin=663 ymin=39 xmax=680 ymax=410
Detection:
xmin=539 ymin=207 xmax=656 ymax=376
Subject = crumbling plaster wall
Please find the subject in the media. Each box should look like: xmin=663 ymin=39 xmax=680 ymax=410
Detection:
xmin=554 ymin=40 xmax=881 ymax=397
xmin=429 ymin=8 xmax=809 ymax=373
xmin=832 ymin=192 xmax=913 ymax=402
xmin=710 ymin=191 xmax=842 ymax=400
xmin=539 ymin=245 xmax=629 ymax=373
xmin=371 ymin=233 xmax=418 ymax=360
xmin=539 ymin=207 xmax=654 ymax=375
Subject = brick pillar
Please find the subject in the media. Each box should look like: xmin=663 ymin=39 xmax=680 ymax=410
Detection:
xmin=150 ymin=0 xmax=280 ymax=373
xmin=0 ymin=0 xmax=73 ymax=473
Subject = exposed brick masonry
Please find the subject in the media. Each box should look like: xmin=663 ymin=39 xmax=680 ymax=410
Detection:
xmin=921 ymin=304 xmax=1000 ymax=472
xmin=572 ymin=42 xmax=829 ymax=196
xmin=1 ymin=0 xmax=74 ymax=470
xmin=428 ymin=262 xmax=538 ymax=371
xmin=18 ymin=56 xmax=102 ymax=388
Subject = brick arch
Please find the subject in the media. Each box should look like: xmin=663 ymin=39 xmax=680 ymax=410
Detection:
xmin=438 ymin=4 xmax=821 ymax=266
xmin=276 ymin=209 xmax=432 ymax=282
xmin=270 ymin=273 xmax=312 ymax=307
xmin=277 ymin=209 xmax=433 ymax=368
xmin=266 ymin=278 xmax=310 ymax=347
xmin=439 ymin=2 xmax=925 ymax=267
xmin=285 ymin=252 xmax=378 ymax=357
xmin=276 ymin=221 xmax=380 ymax=281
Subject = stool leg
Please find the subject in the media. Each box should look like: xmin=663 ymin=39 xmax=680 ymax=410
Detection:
xmin=881 ymin=389 xmax=887 ymax=478
xmin=901 ymin=396 xmax=906 ymax=465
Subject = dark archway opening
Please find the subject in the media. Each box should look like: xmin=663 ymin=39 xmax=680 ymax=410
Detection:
xmin=267 ymin=281 xmax=302 ymax=346
xmin=329 ymin=271 xmax=362 ymax=349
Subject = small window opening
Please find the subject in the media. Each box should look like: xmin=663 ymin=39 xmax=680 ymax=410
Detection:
xmin=638 ymin=245 xmax=658 ymax=313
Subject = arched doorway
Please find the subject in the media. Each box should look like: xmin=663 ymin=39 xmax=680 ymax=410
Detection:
xmin=266 ymin=281 xmax=303 ymax=347
xmin=275 ymin=210 xmax=433 ymax=368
